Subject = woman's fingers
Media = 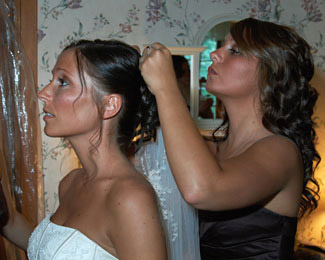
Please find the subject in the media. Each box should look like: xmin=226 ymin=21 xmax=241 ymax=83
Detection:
xmin=139 ymin=42 xmax=179 ymax=97
xmin=151 ymin=42 xmax=168 ymax=50
xmin=140 ymin=43 xmax=170 ymax=61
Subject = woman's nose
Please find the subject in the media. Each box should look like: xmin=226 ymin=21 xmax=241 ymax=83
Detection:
xmin=210 ymin=49 xmax=224 ymax=63
xmin=38 ymin=83 xmax=52 ymax=103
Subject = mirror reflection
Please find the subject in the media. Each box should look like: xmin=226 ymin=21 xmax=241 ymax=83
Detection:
xmin=199 ymin=21 xmax=234 ymax=120
xmin=172 ymin=55 xmax=191 ymax=108
xmin=171 ymin=54 xmax=216 ymax=119
xmin=166 ymin=46 xmax=206 ymax=124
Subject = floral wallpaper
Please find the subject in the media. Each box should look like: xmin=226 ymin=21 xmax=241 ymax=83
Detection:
xmin=38 ymin=0 xmax=325 ymax=250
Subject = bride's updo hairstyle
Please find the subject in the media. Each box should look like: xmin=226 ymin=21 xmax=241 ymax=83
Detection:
xmin=63 ymin=39 xmax=159 ymax=154
xmin=220 ymin=18 xmax=320 ymax=216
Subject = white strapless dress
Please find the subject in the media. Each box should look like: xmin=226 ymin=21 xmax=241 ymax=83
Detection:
xmin=27 ymin=214 xmax=118 ymax=260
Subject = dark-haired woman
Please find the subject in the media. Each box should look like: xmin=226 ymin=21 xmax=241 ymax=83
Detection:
xmin=27 ymin=40 xmax=167 ymax=260
xmin=139 ymin=18 xmax=320 ymax=259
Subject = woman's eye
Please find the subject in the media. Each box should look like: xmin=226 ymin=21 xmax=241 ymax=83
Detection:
xmin=58 ymin=78 xmax=69 ymax=87
xmin=228 ymin=48 xmax=240 ymax=55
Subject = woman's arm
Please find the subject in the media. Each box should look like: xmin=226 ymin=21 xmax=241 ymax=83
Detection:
xmin=0 ymin=171 xmax=33 ymax=250
xmin=140 ymin=43 xmax=216 ymax=203
xmin=139 ymin=43 xmax=302 ymax=212
xmin=1 ymin=211 xmax=33 ymax=250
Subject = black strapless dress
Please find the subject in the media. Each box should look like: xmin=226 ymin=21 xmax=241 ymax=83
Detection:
xmin=199 ymin=205 xmax=297 ymax=260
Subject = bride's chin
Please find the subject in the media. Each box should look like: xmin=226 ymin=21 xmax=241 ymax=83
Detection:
xmin=43 ymin=128 xmax=60 ymax=138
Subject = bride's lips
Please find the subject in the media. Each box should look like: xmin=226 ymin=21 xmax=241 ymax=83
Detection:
xmin=43 ymin=109 xmax=55 ymax=120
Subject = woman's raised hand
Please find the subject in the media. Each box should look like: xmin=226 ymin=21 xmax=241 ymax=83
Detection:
xmin=139 ymin=42 xmax=178 ymax=96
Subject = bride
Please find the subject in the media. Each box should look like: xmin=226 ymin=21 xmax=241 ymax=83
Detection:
xmin=2 ymin=39 xmax=200 ymax=260
xmin=29 ymin=39 xmax=167 ymax=260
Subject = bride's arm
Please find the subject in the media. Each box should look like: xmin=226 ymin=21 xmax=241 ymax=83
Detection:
xmin=0 ymin=170 xmax=33 ymax=251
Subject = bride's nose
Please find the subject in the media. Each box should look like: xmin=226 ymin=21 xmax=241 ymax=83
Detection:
xmin=38 ymin=83 xmax=52 ymax=103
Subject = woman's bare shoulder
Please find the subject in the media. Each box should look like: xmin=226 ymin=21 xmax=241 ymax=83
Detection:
xmin=104 ymin=170 xmax=160 ymax=236
xmin=107 ymin=171 xmax=156 ymax=210
xmin=103 ymin=169 xmax=166 ymax=259
xmin=245 ymin=134 xmax=302 ymax=174
xmin=253 ymin=135 xmax=300 ymax=157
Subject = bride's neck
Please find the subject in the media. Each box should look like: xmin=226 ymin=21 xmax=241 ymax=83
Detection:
xmin=68 ymin=135 xmax=127 ymax=178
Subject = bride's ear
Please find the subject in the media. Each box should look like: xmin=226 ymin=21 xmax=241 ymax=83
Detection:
xmin=102 ymin=94 xmax=122 ymax=120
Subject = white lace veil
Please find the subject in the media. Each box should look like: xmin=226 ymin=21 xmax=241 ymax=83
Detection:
xmin=135 ymin=128 xmax=201 ymax=260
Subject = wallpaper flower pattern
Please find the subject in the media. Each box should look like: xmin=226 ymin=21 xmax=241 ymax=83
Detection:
xmin=38 ymin=0 xmax=325 ymax=249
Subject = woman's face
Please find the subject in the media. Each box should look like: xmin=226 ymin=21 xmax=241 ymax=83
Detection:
xmin=38 ymin=49 xmax=99 ymax=138
xmin=206 ymin=34 xmax=259 ymax=99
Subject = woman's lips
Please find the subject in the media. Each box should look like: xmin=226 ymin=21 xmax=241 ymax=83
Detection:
xmin=43 ymin=110 xmax=55 ymax=120
xmin=208 ymin=66 xmax=218 ymax=76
